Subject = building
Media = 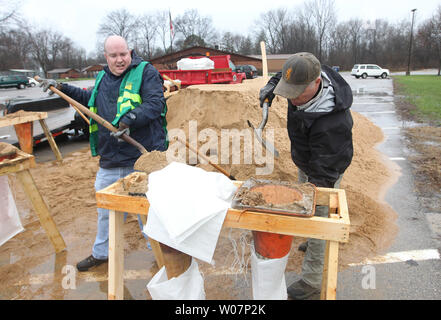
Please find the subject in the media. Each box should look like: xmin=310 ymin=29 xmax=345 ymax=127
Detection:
xmin=47 ymin=68 xmax=81 ymax=79
xmin=249 ymin=54 xmax=293 ymax=73
xmin=149 ymin=46 xmax=262 ymax=72
xmin=81 ymin=64 xmax=106 ymax=78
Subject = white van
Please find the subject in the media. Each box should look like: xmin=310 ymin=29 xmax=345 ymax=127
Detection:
xmin=351 ymin=64 xmax=390 ymax=79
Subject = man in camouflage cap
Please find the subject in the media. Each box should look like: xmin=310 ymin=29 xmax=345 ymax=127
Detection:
xmin=259 ymin=52 xmax=354 ymax=299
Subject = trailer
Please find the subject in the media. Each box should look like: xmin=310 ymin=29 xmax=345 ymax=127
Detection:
xmin=1 ymin=96 xmax=88 ymax=147
xmin=159 ymin=55 xmax=247 ymax=88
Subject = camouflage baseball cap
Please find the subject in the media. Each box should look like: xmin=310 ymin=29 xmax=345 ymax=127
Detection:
xmin=273 ymin=52 xmax=321 ymax=99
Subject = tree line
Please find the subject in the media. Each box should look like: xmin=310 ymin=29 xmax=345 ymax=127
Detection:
xmin=1 ymin=0 xmax=440 ymax=75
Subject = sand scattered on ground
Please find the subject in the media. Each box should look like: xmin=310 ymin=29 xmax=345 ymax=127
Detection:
xmin=0 ymin=78 xmax=399 ymax=299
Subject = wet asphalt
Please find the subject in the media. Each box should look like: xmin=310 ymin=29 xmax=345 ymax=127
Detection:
xmin=2 ymin=75 xmax=440 ymax=300
xmin=333 ymin=73 xmax=441 ymax=300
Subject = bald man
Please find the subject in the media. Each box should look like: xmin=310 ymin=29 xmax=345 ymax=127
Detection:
xmin=41 ymin=35 xmax=168 ymax=271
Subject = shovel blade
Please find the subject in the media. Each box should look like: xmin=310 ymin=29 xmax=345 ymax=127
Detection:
xmin=247 ymin=120 xmax=280 ymax=158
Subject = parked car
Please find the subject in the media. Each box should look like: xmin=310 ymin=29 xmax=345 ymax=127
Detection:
xmin=236 ymin=65 xmax=258 ymax=79
xmin=351 ymin=64 xmax=390 ymax=79
xmin=0 ymin=75 xmax=29 ymax=89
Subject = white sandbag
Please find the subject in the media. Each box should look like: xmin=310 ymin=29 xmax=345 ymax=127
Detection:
xmin=0 ymin=176 xmax=24 ymax=246
xmin=177 ymin=57 xmax=214 ymax=70
xmin=144 ymin=162 xmax=236 ymax=263
xmin=251 ymin=246 xmax=289 ymax=300
xmin=145 ymin=205 xmax=226 ymax=264
xmin=147 ymin=258 xmax=205 ymax=300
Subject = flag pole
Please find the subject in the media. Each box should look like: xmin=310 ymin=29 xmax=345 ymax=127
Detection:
xmin=169 ymin=9 xmax=173 ymax=53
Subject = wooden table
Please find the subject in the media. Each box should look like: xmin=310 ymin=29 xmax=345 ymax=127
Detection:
xmin=0 ymin=149 xmax=66 ymax=253
xmin=0 ymin=111 xmax=62 ymax=161
xmin=96 ymin=172 xmax=350 ymax=300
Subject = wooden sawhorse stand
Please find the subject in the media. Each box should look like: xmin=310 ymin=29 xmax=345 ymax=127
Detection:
xmin=96 ymin=173 xmax=350 ymax=300
xmin=0 ymin=111 xmax=63 ymax=161
xmin=0 ymin=149 xmax=66 ymax=253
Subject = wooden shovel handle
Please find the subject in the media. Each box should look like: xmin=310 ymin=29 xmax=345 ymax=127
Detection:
xmin=34 ymin=76 xmax=147 ymax=154
xmin=175 ymin=136 xmax=236 ymax=180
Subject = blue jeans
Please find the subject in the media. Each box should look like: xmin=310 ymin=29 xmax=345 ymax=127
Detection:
xmin=92 ymin=167 xmax=149 ymax=260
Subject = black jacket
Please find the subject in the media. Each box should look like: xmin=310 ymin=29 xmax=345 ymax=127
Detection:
xmin=61 ymin=51 xmax=168 ymax=169
xmin=270 ymin=65 xmax=353 ymax=188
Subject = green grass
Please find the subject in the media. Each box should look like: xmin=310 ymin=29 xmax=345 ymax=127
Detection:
xmin=393 ymin=75 xmax=441 ymax=122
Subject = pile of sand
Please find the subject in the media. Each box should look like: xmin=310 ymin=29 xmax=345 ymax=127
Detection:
xmin=165 ymin=79 xmax=398 ymax=275
xmin=0 ymin=78 xmax=399 ymax=299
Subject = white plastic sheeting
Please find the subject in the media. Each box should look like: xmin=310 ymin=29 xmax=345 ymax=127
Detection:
xmin=251 ymin=246 xmax=289 ymax=300
xmin=147 ymin=258 xmax=205 ymax=300
xmin=0 ymin=176 xmax=24 ymax=246
xmin=177 ymin=57 xmax=214 ymax=70
xmin=144 ymin=162 xmax=237 ymax=264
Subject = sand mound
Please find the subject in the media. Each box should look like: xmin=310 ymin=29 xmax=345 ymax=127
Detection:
xmin=165 ymin=79 xmax=398 ymax=271
xmin=0 ymin=78 xmax=398 ymax=299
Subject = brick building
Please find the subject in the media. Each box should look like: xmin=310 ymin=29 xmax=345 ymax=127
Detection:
xmin=81 ymin=64 xmax=106 ymax=78
xmin=47 ymin=68 xmax=81 ymax=79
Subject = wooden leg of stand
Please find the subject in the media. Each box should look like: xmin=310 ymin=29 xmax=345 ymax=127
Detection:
xmin=108 ymin=210 xmax=124 ymax=300
xmin=14 ymin=122 xmax=33 ymax=154
xmin=138 ymin=214 xmax=165 ymax=269
xmin=320 ymin=240 xmax=339 ymax=300
xmin=159 ymin=243 xmax=192 ymax=279
xmin=39 ymin=119 xmax=62 ymax=161
xmin=16 ymin=169 xmax=66 ymax=253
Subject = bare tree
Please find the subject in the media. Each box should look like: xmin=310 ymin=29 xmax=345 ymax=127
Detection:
xmin=291 ymin=9 xmax=318 ymax=54
xmin=0 ymin=29 xmax=32 ymax=70
xmin=174 ymin=9 xmax=216 ymax=46
xmin=304 ymin=0 xmax=337 ymax=61
xmin=430 ymin=6 xmax=441 ymax=75
xmin=328 ymin=22 xmax=350 ymax=67
xmin=258 ymin=9 xmax=290 ymax=53
xmin=0 ymin=0 xmax=21 ymax=27
xmin=347 ymin=19 xmax=363 ymax=64
xmin=136 ymin=13 xmax=159 ymax=59
xmin=97 ymin=9 xmax=139 ymax=48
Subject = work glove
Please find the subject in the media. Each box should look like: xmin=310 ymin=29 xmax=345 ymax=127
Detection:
xmin=110 ymin=121 xmax=130 ymax=142
xmin=259 ymin=82 xmax=276 ymax=107
xmin=39 ymin=78 xmax=60 ymax=96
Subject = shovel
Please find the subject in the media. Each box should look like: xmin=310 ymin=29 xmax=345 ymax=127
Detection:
xmin=34 ymin=76 xmax=147 ymax=154
xmin=247 ymin=100 xmax=279 ymax=158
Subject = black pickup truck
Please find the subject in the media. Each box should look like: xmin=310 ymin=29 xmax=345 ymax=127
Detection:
xmin=2 ymin=96 xmax=89 ymax=146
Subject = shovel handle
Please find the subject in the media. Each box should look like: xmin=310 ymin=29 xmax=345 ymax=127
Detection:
xmin=258 ymin=102 xmax=269 ymax=130
xmin=34 ymin=76 xmax=147 ymax=154
xmin=175 ymin=137 xmax=236 ymax=180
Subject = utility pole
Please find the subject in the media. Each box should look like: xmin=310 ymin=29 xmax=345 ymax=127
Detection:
xmin=406 ymin=8 xmax=417 ymax=76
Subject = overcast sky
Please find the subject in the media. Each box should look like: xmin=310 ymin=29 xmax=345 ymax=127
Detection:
xmin=18 ymin=0 xmax=440 ymax=56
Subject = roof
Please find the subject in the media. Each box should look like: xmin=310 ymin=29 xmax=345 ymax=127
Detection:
xmin=249 ymin=54 xmax=294 ymax=60
xmin=81 ymin=64 xmax=106 ymax=72
xmin=47 ymin=68 xmax=80 ymax=74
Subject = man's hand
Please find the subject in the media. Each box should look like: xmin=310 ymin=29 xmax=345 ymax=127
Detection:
xmin=259 ymin=82 xmax=276 ymax=107
xmin=110 ymin=122 xmax=130 ymax=142
xmin=39 ymin=78 xmax=60 ymax=96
